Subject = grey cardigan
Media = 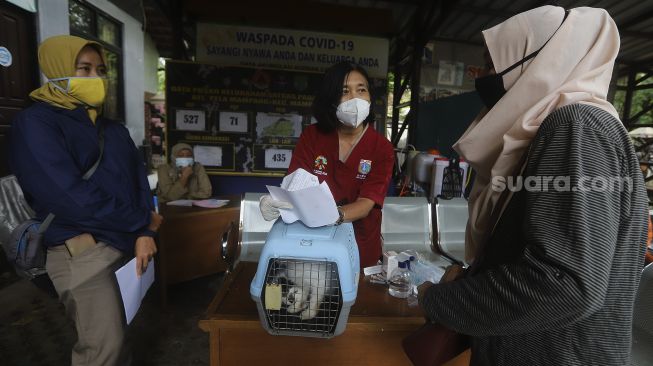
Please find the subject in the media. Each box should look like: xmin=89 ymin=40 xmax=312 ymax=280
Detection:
xmin=421 ymin=104 xmax=648 ymax=365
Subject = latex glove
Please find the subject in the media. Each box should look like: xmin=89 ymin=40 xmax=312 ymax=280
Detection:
xmin=259 ymin=194 xmax=293 ymax=221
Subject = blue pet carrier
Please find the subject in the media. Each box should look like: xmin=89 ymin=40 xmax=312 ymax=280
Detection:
xmin=250 ymin=220 xmax=359 ymax=338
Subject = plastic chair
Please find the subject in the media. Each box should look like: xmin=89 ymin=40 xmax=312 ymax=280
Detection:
xmin=0 ymin=175 xmax=57 ymax=297
xmin=236 ymin=192 xmax=274 ymax=264
xmin=0 ymin=175 xmax=34 ymax=247
xmin=381 ymin=196 xmax=432 ymax=253
xmin=432 ymin=197 xmax=468 ymax=265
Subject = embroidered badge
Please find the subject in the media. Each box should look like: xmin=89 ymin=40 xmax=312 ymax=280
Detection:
xmin=358 ymin=159 xmax=372 ymax=175
xmin=314 ymin=155 xmax=328 ymax=170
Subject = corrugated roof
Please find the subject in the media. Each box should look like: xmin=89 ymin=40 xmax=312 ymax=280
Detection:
xmin=146 ymin=0 xmax=653 ymax=70
xmin=315 ymin=0 xmax=653 ymax=70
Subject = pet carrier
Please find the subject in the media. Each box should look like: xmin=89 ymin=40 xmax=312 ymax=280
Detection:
xmin=250 ymin=219 xmax=359 ymax=338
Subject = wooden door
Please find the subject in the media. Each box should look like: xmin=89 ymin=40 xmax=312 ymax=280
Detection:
xmin=0 ymin=1 xmax=38 ymax=177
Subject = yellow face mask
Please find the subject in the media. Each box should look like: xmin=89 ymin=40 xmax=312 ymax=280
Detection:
xmin=49 ymin=77 xmax=107 ymax=107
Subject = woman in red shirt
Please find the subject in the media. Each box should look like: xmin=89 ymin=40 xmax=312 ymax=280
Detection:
xmin=260 ymin=62 xmax=394 ymax=267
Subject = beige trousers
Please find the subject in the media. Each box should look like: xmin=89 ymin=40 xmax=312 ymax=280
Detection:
xmin=46 ymin=242 xmax=130 ymax=366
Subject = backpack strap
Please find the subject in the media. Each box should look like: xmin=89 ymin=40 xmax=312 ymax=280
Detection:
xmin=82 ymin=121 xmax=105 ymax=180
xmin=37 ymin=213 xmax=55 ymax=234
xmin=40 ymin=122 xmax=106 ymax=233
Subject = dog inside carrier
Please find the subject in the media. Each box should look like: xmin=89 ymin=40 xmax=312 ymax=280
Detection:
xmin=250 ymin=220 xmax=359 ymax=338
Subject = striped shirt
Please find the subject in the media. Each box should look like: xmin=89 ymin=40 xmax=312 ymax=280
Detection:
xmin=421 ymin=104 xmax=648 ymax=365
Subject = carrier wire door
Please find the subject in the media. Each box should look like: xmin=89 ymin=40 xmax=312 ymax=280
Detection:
xmin=262 ymin=258 xmax=343 ymax=336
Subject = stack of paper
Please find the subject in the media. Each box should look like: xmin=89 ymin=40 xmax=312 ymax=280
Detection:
xmin=266 ymin=168 xmax=339 ymax=227
xmin=166 ymin=199 xmax=229 ymax=208
xmin=193 ymin=199 xmax=229 ymax=208
xmin=166 ymin=199 xmax=194 ymax=206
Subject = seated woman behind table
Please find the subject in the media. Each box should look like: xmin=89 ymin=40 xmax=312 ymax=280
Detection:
xmin=157 ymin=143 xmax=212 ymax=203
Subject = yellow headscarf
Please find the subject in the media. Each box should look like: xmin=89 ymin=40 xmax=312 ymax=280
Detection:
xmin=29 ymin=35 xmax=106 ymax=122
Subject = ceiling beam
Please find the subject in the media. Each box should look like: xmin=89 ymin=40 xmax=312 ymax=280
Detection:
xmin=618 ymin=7 xmax=653 ymax=30
xmin=451 ymin=5 xmax=511 ymax=18
xmin=430 ymin=36 xmax=483 ymax=47
xmin=621 ymin=30 xmax=653 ymax=40
xmin=368 ymin=0 xmax=422 ymax=5
xmin=617 ymin=61 xmax=653 ymax=77
xmin=183 ymin=0 xmax=395 ymax=37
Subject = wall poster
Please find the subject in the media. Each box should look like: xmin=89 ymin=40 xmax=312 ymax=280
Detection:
xmin=166 ymin=61 xmax=387 ymax=176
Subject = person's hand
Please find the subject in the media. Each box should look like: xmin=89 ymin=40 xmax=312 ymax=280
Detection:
xmin=417 ymin=281 xmax=437 ymax=322
xmin=135 ymin=236 xmax=157 ymax=276
xmin=417 ymin=281 xmax=436 ymax=305
xmin=149 ymin=211 xmax=163 ymax=232
xmin=179 ymin=166 xmax=193 ymax=184
xmin=259 ymin=194 xmax=293 ymax=221
xmin=440 ymin=264 xmax=465 ymax=283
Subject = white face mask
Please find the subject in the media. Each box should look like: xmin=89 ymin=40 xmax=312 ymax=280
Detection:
xmin=336 ymin=98 xmax=370 ymax=128
xmin=175 ymin=157 xmax=194 ymax=168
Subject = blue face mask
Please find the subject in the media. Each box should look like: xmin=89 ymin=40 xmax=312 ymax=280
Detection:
xmin=175 ymin=157 xmax=194 ymax=168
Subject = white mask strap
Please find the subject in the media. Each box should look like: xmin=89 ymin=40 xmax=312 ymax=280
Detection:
xmin=48 ymin=77 xmax=70 ymax=93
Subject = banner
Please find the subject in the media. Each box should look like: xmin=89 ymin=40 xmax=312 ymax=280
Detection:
xmin=196 ymin=24 xmax=389 ymax=79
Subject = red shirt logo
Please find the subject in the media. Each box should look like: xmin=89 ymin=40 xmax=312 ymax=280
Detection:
xmin=314 ymin=155 xmax=328 ymax=170
xmin=358 ymin=159 xmax=372 ymax=174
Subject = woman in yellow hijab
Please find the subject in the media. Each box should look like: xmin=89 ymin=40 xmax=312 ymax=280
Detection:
xmin=30 ymin=34 xmax=108 ymax=122
xmin=11 ymin=34 xmax=162 ymax=366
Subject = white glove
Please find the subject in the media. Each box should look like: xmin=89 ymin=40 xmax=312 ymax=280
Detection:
xmin=259 ymin=194 xmax=293 ymax=221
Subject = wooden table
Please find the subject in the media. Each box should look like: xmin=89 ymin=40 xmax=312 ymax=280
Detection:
xmin=199 ymin=262 xmax=425 ymax=366
xmin=157 ymin=195 xmax=240 ymax=303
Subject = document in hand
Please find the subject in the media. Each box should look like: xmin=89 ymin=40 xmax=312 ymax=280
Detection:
xmin=115 ymin=258 xmax=155 ymax=324
xmin=266 ymin=168 xmax=339 ymax=227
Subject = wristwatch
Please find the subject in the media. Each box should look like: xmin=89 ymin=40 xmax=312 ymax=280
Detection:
xmin=335 ymin=206 xmax=345 ymax=226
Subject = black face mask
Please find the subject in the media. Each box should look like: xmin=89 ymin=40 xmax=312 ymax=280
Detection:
xmin=475 ymin=9 xmax=569 ymax=110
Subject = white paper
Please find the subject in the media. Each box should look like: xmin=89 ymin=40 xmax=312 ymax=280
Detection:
xmin=219 ymin=111 xmax=248 ymax=133
xmin=166 ymin=199 xmax=229 ymax=208
xmin=363 ymin=265 xmax=383 ymax=276
xmin=193 ymin=199 xmax=229 ymax=208
xmin=166 ymin=199 xmax=194 ymax=206
xmin=266 ymin=168 xmax=338 ymax=227
xmin=175 ymin=109 xmax=206 ymax=131
xmin=193 ymin=145 xmax=222 ymax=167
xmin=264 ymin=148 xmax=292 ymax=169
xmin=115 ymin=258 xmax=155 ymax=324
xmin=281 ymin=168 xmax=319 ymax=191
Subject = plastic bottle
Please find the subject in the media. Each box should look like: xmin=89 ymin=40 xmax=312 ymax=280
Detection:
xmin=405 ymin=256 xmax=420 ymax=306
xmin=388 ymin=260 xmax=414 ymax=298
